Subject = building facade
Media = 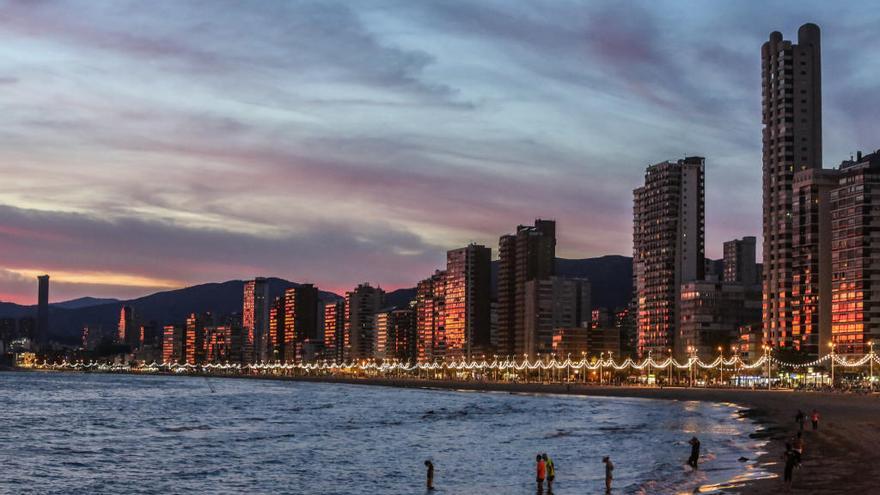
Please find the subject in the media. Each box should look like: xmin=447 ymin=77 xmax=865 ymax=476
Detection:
xmin=36 ymin=274 xmax=49 ymax=350
xmin=497 ymin=220 xmax=556 ymax=357
xmin=723 ymin=237 xmax=758 ymax=285
xmin=633 ymin=157 xmax=705 ymax=358
xmin=283 ymin=284 xmax=319 ymax=362
xmin=323 ymin=301 xmax=344 ymax=362
xmin=243 ymin=277 xmax=269 ymax=363
xmin=117 ymin=305 xmax=138 ymax=349
xmin=679 ymin=280 xmax=762 ymax=360
xmin=523 ymin=277 xmax=590 ymax=359
xmin=343 ymin=283 xmax=385 ymax=360
xmin=416 ymin=270 xmax=446 ymax=361
xmin=162 ymin=324 xmax=185 ymax=364
xmin=791 ymin=168 xmax=839 ymax=356
xmin=762 ymin=24 xmax=823 ymax=349
xmin=830 ymin=151 xmax=880 ymax=354
xmin=444 ymin=244 xmax=491 ymax=358
xmin=374 ymin=307 xmax=417 ymax=362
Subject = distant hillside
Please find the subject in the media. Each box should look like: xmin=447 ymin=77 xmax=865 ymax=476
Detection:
xmin=53 ymin=297 xmax=120 ymax=309
xmin=0 ymin=278 xmax=341 ymax=344
xmin=0 ymin=256 xmax=637 ymax=344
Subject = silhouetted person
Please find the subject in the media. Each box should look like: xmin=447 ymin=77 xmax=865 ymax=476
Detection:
xmin=424 ymin=460 xmax=434 ymax=491
xmin=535 ymin=454 xmax=546 ymax=494
xmin=782 ymin=442 xmax=800 ymax=492
xmin=542 ymin=453 xmax=555 ymax=493
xmin=687 ymin=437 xmax=701 ymax=469
xmin=795 ymin=409 xmax=806 ymax=431
xmin=811 ymin=409 xmax=820 ymax=430
xmin=602 ymin=456 xmax=614 ymax=494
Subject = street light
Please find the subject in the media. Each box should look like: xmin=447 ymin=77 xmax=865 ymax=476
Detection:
xmin=829 ymin=341 xmax=836 ymax=387
xmin=763 ymin=344 xmax=771 ymax=390
xmin=718 ymin=346 xmax=724 ymax=386
xmin=668 ymin=348 xmax=673 ymax=385
xmin=869 ymin=341 xmax=875 ymax=392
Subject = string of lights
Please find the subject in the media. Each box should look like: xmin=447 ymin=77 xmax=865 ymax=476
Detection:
xmin=40 ymin=351 xmax=880 ymax=374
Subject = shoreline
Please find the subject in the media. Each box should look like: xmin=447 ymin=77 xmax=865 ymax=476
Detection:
xmin=11 ymin=370 xmax=879 ymax=493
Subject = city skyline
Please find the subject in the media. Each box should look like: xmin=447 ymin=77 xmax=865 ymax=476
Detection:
xmin=2 ymin=2 xmax=880 ymax=304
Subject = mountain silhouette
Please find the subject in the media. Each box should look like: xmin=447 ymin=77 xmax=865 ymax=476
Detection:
xmin=0 ymin=256 xmax=637 ymax=344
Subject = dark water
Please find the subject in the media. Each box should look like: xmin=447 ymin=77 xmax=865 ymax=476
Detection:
xmin=0 ymin=372 xmax=768 ymax=494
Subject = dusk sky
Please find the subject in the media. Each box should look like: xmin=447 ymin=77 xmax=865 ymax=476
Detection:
xmin=1 ymin=0 xmax=878 ymax=304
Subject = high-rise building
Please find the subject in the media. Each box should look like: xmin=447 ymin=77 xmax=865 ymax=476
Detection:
xmin=36 ymin=274 xmax=49 ymax=350
xmin=830 ymin=150 xmax=880 ymax=355
xmin=523 ymin=276 xmax=591 ymax=359
xmin=374 ymin=307 xmax=417 ymax=362
xmin=633 ymin=157 xmax=705 ymax=358
xmin=497 ymin=220 xmax=556 ymax=357
xmin=723 ymin=237 xmax=758 ymax=285
xmin=162 ymin=324 xmax=185 ymax=364
xmin=791 ymin=168 xmax=839 ymax=356
xmin=416 ymin=270 xmax=446 ymax=361
xmin=762 ymin=24 xmax=822 ymax=349
xmin=343 ymin=283 xmax=385 ymax=360
xmin=185 ymin=313 xmax=211 ymax=364
xmin=283 ymin=284 xmax=319 ymax=362
xmin=443 ymin=244 xmax=491 ymax=359
xmin=117 ymin=305 xmax=139 ymax=349
xmin=323 ymin=301 xmax=345 ymax=362
xmin=679 ymin=280 xmax=762 ymax=360
xmin=205 ymin=324 xmax=234 ymax=363
xmin=268 ymin=296 xmax=285 ymax=361
xmin=242 ymin=278 xmax=269 ymax=363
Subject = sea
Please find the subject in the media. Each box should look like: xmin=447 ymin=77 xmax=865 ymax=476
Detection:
xmin=0 ymin=372 xmax=770 ymax=494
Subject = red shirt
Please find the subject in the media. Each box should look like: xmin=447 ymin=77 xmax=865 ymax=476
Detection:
xmin=536 ymin=460 xmax=546 ymax=480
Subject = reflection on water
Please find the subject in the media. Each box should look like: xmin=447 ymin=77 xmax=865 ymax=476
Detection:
xmin=0 ymin=372 xmax=769 ymax=494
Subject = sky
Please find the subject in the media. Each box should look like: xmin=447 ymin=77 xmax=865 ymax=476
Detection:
xmin=1 ymin=0 xmax=879 ymax=304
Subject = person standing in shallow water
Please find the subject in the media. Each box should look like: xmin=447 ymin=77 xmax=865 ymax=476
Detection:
xmin=811 ymin=409 xmax=820 ymax=431
xmin=687 ymin=437 xmax=701 ymax=469
xmin=535 ymin=454 xmax=546 ymax=494
xmin=602 ymin=456 xmax=614 ymax=494
xmin=424 ymin=460 xmax=434 ymax=491
xmin=542 ymin=453 xmax=555 ymax=493
xmin=795 ymin=409 xmax=806 ymax=431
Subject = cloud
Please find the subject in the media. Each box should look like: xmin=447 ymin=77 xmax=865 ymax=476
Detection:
xmin=0 ymin=0 xmax=879 ymax=305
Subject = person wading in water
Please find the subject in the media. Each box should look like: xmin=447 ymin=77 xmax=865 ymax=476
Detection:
xmin=602 ymin=456 xmax=614 ymax=494
xmin=424 ymin=460 xmax=434 ymax=491
xmin=535 ymin=454 xmax=546 ymax=494
xmin=687 ymin=437 xmax=701 ymax=469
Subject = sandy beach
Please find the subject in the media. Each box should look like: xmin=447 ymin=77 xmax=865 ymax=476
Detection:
xmin=282 ymin=376 xmax=880 ymax=494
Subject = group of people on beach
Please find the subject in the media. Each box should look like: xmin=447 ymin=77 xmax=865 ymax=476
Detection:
xmin=424 ymin=435 xmax=702 ymax=493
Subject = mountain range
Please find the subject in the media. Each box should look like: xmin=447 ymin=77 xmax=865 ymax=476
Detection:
xmin=1 ymin=256 xmax=635 ymax=343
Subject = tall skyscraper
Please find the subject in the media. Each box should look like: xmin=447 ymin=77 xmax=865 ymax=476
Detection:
xmin=791 ymin=168 xmax=839 ymax=356
xmin=323 ymin=301 xmax=345 ymax=362
xmin=36 ymin=274 xmax=49 ymax=350
xmin=633 ymin=157 xmax=705 ymax=358
xmin=117 ymin=305 xmax=139 ymax=349
xmin=242 ymin=277 xmax=269 ymax=363
xmin=416 ymin=270 xmax=446 ymax=361
xmin=268 ymin=296 xmax=285 ymax=361
xmin=497 ymin=220 xmax=556 ymax=357
xmin=283 ymin=284 xmax=319 ymax=362
xmin=343 ymin=283 xmax=385 ymax=360
xmin=443 ymin=244 xmax=491 ymax=359
xmin=830 ymin=150 xmax=880 ymax=355
xmin=762 ymin=24 xmax=822 ymax=348
xmin=723 ymin=237 xmax=758 ymax=285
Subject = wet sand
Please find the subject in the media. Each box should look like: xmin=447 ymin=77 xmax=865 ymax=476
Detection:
xmin=287 ymin=376 xmax=880 ymax=494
